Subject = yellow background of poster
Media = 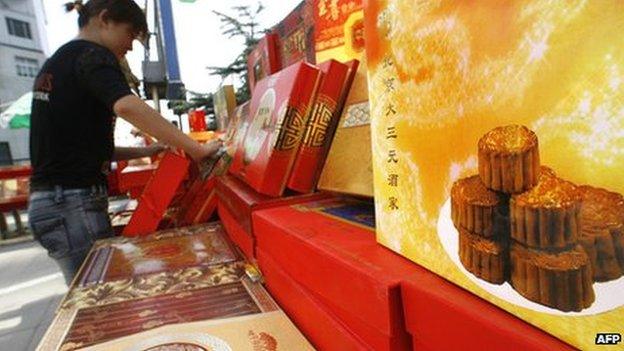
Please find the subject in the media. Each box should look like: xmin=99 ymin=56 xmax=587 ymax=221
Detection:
xmin=366 ymin=0 xmax=624 ymax=349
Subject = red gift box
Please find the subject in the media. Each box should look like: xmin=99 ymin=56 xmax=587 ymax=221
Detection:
xmin=188 ymin=109 xmax=207 ymax=132
xmin=313 ymin=0 xmax=363 ymax=53
xmin=117 ymin=163 xmax=158 ymax=199
xmin=230 ymin=62 xmax=322 ymax=196
xmin=287 ymin=59 xmax=356 ymax=193
xmin=216 ymin=174 xmax=327 ymax=259
xmin=253 ymin=197 xmax=573 ymax=350
xmin=257 ymin=249 xmax=369 ymax=351
xmin=272 ymin=0 xmax=316 ymax=67
xmin=252 ymin=197 xmax=410 ymax=349
xmin=122 ymin=152 xmax=190 ymax=237
xmin=170 ymin=177 xmax=218 ymax=227
xmin=401 ymin=270 xmax=574 ymax=351
xmin=247 ymin=33 xmax=281 ymax=92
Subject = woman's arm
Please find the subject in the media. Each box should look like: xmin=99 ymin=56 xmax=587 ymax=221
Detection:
xmin=113 ymin=95 xmax=221 ymax=161
xmin=113 ymin=143 xmax=168 ymax=161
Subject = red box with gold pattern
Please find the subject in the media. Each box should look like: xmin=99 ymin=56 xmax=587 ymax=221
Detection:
xmin=75 ymin=222 xmax=241 ymax=287
xmin=247 ymin=33 xmax=280 ymax=92
xmin=313 ymin=0 xmax=363 ymax=54
xmin=271 ymin=1 xmax=316 ymax=67
xmin=230 ymin=62 xmax=322 ymax=197
xmin=216 ymin=174 xmax=327 ymax=259
xmin=252 ymin=197 xmax=411 ymax=350
xmin=286 ymin=59 xmax=355 ymax=193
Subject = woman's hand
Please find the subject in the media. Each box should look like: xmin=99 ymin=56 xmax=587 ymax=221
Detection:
xmin=191 ymin=139 xmax=224 ymax=163
xmin=145 ymin=142 xmax=169 ymax=156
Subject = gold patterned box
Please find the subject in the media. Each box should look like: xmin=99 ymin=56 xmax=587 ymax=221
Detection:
xmin=366 ymin=1 xmax=624 ymax=349
xmin=73 ymin=223 xmax=241 ymax=287
xmin=229 ymin=62 xmax=322 ymax=197
xmin=38 ymin=278 xmax=280 ymax=351
xmin=314 ymin=0 xmax=365 ymax=63
xmin=213 ymin=85 xmax=237 ymax=131
xmin=317 ymin=61 xmax=373 ymax=197
xmin=79 ymin=311 xmax=314 ymax=351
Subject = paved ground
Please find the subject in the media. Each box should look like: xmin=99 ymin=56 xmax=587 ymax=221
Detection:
xmin=0 ymin=240 xmax=67 ymax=351
xmin=0 ymin=197 xmax=132 ymax=350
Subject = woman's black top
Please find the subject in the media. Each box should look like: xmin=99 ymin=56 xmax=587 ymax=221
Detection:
xmin=30 ymin=40 xmax=132 ymax=188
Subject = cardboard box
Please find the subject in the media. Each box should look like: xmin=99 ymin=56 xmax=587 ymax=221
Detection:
xmin=317 ymin=61 xmax=373 ymax=197
xmin=254 ymin=197 xmax=571 ymax=350
xmin=253 ymin=197 xmax=410 ymax=349
xmin=258 ymin=249 xmax=370 ymax=351
xmin=41 ymin=279 xmax=280 ymax=351
xmin=287 ymin=59 xmax=354 ymax=193
xmin=272 ymin=0 xmax=316 ymax=67
xmin=117 ymin=163 xmax=157 ymax=198
xmin=83 ymin=311 xmax=314 ymax=351
xmin=246 ymin=33 xmax=280 ymax=92
xmin=230 ymin=62 xmax=322 ymax=196
xmin=75 ymin=222 xmax=240 ymax=287
xmin=122 ymin=152 xmax=190 ymax=237
xmin=213 ymin=85 xmax=237 ymax=131
xmin=313 ymin=0 xmax=364 ymax=61
xmin=401 ymin=276 xmax=573 ymax=351
xmin=366 ymin=1 xmax=624 ymax=348
xmin=216 ymin=174 xmax=327 ymax=259
xmin=182 ymin=181 xmax=218 ymax=225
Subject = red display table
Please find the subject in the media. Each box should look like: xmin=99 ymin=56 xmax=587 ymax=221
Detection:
xmin=0 ymin=164 xmax=31 ymax=180
xmin=0 ymin=177 xmax=28 ymax=212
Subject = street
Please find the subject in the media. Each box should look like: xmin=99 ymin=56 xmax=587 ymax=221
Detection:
xmin=0 ymin=241 xmax=67 ymax=351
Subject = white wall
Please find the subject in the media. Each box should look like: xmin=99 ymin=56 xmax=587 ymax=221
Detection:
xmin=0 ymin=128 xmax=29 ymax=161
xmin=0 ymin=0 xmax=46 ymax=106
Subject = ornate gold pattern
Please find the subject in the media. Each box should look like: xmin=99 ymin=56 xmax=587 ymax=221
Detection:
xmin=249 ymin=330 xmax=278 ymax=351
xmin=275 ymin=106 xmax=306 ymax=151
xmin=62 ymin=263 xmax=245 ymax=310
xmin=302 ymin=95 xmax=337 ymax=147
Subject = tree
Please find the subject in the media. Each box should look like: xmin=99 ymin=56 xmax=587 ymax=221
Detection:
xmin=167 ymin=90 xmax=214 ymax=116
xmin=207 ymin=3 xmax=266 ymax=103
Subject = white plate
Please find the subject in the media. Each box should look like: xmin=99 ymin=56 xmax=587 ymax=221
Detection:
xmin=437 ymin=198 xmax=624 ymax=316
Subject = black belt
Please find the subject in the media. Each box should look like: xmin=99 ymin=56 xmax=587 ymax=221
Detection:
xmin=30 ymin=183 xmax=108 ymax=193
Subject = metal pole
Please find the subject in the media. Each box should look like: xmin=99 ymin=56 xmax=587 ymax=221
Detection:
xmin=152 ymin=86 xmax=160 ymax=113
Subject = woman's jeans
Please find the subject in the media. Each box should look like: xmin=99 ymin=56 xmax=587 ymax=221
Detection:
xmin=28 ymin=185 xmax=113 ymax=285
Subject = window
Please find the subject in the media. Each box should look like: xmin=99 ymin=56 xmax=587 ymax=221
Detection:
xmin=15 ymin=56 xmax=39 ymax=78
xmin=6 ymin=17 xmax=32 ymax=39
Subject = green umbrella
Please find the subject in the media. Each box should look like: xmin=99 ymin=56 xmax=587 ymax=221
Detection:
xmin=0 ymin=92 xmax=32 ymax=129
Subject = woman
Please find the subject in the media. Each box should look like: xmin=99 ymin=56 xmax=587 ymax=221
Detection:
xmin=28 ymin=0 xmax=222 ymax=284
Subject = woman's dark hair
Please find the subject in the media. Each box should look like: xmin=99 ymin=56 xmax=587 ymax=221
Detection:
xmin=64 ymin=0 xmax=147 ymax=38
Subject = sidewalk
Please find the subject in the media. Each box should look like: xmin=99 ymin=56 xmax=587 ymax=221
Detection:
xmin=0 ymin=241 xmax=67 ymax=351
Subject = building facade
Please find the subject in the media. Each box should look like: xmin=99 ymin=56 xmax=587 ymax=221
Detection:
xmin=0 ymin=0 xmax=47 ymax=109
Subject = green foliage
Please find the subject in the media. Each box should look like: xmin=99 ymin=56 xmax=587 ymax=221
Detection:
xmin=207 ymin=2 xmax=266 ymax=103
xmin=168 ymin=90 xmax=214 ymax=116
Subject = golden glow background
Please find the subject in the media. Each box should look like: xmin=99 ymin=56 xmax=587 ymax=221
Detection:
xmin=366 ymin=0 xmax=624 ymax=348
